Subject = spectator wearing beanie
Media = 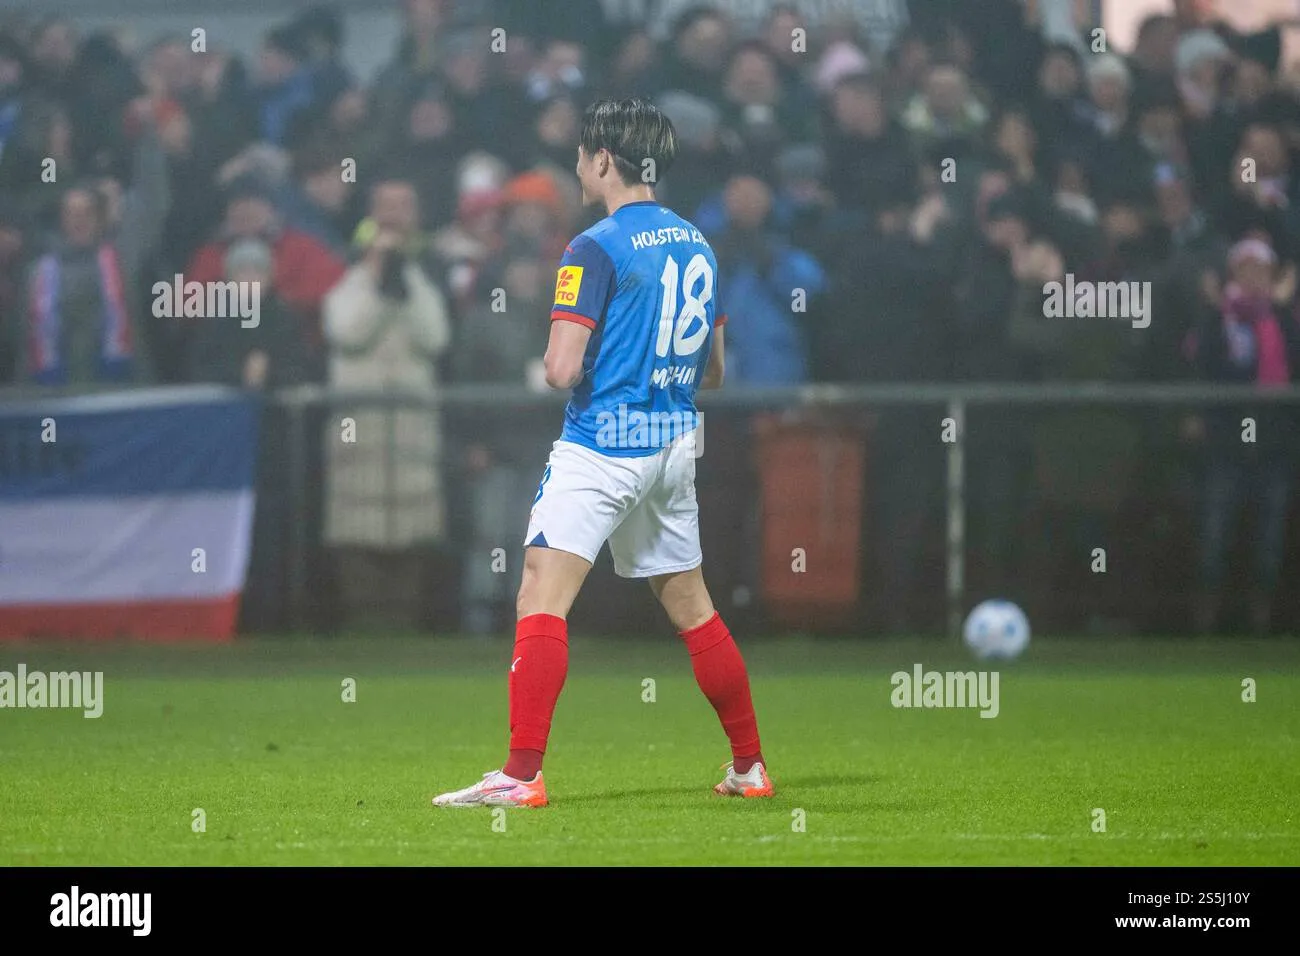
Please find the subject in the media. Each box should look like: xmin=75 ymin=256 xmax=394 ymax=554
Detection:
xmin=185 ymin=174 xmax=345 ymax=359
xmin=655 ymin=91 xmax=731 ymax=219
xmin=1081 ymin=53 xmax=1156 ymax=208
xmin=1178 ymin=28 xmax=1241 ymax=208
xmin=498 ymin=169 xmax=569 ymax=265
xmin=187 ymin=237 xmax=310 ymax=388
xmin=431 ymin=152 xmax=510 ymax=312
xmin=1184 ymin=235 xmax=1300 ymax=634
xmin=188 ymin=236 xmax=312 ymax=636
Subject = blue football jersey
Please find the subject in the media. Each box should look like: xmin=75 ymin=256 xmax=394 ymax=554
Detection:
xmin=549 ymin=201 xmax=726 ymax=458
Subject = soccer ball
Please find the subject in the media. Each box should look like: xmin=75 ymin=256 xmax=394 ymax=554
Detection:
xmin=962 ymin=600 xmax=1030 ymax=660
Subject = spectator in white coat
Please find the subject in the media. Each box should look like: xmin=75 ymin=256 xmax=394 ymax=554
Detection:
xmin=322 ymin=177 xmax=451 ymax=628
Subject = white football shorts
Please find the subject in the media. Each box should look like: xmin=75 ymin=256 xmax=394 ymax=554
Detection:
xmin=523 ymin=436 xmax=702 ymax=578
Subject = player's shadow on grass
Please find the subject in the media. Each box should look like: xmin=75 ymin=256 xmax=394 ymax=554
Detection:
xmin=559 ymin=784 xmax=708 ymax=804
xmin=557 ymin=772 xmax=882 ymax=806
xmin=778 ymin=772 xmax=881 ymax=790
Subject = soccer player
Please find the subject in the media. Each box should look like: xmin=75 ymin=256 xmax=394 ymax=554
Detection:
xmin=433 ymin=98 xmax=772 ymax=807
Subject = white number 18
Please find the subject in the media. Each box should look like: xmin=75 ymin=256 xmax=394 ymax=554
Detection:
xmin=656 ymin=254 xmax=713 ymax=358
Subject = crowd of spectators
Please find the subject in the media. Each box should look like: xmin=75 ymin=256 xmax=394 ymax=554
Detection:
xmin=1 ymin=0 xmax=1297 ymax=634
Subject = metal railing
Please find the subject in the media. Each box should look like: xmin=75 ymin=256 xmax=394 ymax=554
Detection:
xmin=267 ymin=382 xmax=1300 ymax=637
xmin=5 ymin=378 xmax=1294 ymax=635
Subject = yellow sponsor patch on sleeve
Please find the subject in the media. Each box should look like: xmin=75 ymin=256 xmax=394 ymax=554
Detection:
xmin=554 ymin=265 xmax=584 ymax=307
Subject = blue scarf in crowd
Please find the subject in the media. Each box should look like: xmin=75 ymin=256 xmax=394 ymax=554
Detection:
xmin=28 ymin=245 xmax=134 ymax=384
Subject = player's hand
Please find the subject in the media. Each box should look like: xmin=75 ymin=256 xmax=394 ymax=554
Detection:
xmin=909 ymin=194 xmax=949 ymax=243
xmin=366 ymin=230 xmax=402 ymax=277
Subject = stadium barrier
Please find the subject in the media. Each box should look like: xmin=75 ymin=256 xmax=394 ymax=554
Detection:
xmin=268 ymin=382 xmax=1300 ymax=639
xmin=2 ymin=382 xmax=1298 ymax=639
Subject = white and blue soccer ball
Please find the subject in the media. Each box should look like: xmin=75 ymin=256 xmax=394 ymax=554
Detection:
xmin=962 ymin=600 xmax=1031 ymax=660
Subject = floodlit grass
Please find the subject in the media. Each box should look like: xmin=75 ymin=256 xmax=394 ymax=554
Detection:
xmin=1 ymin=635 xmax=1296 ymax=865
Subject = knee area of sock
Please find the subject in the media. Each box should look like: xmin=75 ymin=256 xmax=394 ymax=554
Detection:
xmin=515 ymin=612 xmax=569 ymax=645
xmin=678 ymin=611 xmax=728 ymax=653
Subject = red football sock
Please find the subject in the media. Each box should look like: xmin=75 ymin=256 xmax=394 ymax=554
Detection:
xmin=503 ymin=613 xmax=568 ymax=781
xmin=679 ymin=612 xmax=764 ymax=773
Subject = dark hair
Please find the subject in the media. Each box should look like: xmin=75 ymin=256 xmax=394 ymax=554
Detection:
xmin=293 ymin=4 xmax=344 ymax=50
xmin=1136 ymin=13 xmax=1177 ymax=44
xmin=580 ymin=97 xmax=678 ymax=187
xmin=224 ymin=173 xmax=276 ymax=207
xmin=265 ymin=24 xmax=309 ymax=61
xmin=1040 ymin=41 xmax=1083 ymax=70
xmin=985 ymin=188 xmax=1030 ymax=225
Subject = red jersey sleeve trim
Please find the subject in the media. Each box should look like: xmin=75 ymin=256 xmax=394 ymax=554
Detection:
xmin=551 ymin=309 xmax=597 ymax=329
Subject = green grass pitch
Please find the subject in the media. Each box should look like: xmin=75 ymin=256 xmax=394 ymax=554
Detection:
xmin=1 ymin=635 xmax=1297 ymax=865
